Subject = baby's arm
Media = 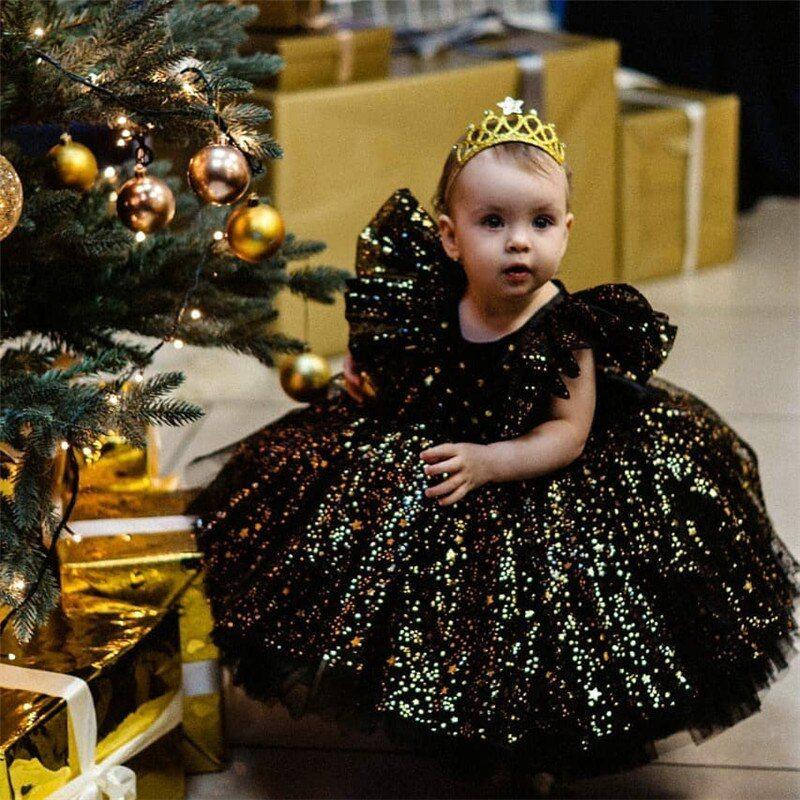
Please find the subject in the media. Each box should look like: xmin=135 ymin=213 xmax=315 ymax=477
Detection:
xmin=486 ymin=347 xmax=596 ymax=482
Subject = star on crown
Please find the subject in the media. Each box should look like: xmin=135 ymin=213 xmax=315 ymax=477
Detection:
xmin=497 ymin=96 xmax=524 ymax=115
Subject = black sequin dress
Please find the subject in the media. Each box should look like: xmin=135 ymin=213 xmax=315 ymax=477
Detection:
xmin=189 ymin=189 xmax=799 ymax=783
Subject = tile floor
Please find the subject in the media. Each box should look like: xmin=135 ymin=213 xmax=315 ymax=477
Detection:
xmin=155 ymin=196 xmax=799 ymax=798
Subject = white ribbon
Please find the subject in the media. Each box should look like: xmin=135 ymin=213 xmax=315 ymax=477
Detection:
xmin=620 ymin=88 xmax=707 ymax=272
xmin=67 ymin=516 xmax=197 ymax=538
xmin=0 ymin=663 xmax=183 ymax=800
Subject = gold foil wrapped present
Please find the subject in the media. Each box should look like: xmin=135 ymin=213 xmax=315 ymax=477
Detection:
xmin=60 ymin=514 xmax=225 ymax=774
xmin=0 ymin=594 xmax=182 ymax=800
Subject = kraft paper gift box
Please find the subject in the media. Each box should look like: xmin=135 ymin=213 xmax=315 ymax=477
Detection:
xmin=617 ymin=85 xmax=740 ymax=282
xmin=60 ymin=514 xmax=225 ymax=775
xmin=256 ymin=32 xmax=618 ymax=357
xmin=0 ymin=595 xmax=183 ymax=800
xmin=242 ymin=27 xmax=393 ymax=90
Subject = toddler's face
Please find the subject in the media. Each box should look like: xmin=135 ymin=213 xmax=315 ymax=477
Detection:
xmin=437 ymin=148 xmax=574 ymax=304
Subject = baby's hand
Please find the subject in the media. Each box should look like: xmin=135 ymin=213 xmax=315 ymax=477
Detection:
xmin=420 ymin=442 xmax=496 ymax=506
xmin=343 ymin=350 xmax=366 ymax=404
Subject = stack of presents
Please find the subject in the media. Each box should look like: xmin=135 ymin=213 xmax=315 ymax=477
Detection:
xmin=0 ymin=3 xmax=740 ymax=797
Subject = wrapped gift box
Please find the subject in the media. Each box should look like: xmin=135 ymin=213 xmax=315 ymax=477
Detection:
xmin=0 ymin=595 xmax=182 ymax=800
xmin=255 ymin=30 xmax=618 ymax=356
xmin=617 ymin=85 xmax=740 ymax=282
xmin=242 ymin=27 xmax=393 ymax=90
xmin=60 ymin=512 xmax=225 ymax=775
xmin=243 ymin=0 xmax=324 ymax=32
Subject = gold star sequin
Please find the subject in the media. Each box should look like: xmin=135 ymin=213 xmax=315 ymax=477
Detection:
xmin=485 ymin=594 xmax=494 ymax=605
xmin=447 ymin=664 xmax=458 ymax=674
xmin=350 ymin=636 xmax=362 ymax=647
xmin=445 ymin=548 xmax=457 ymax=562
xmin=351 ymin=520 xmax=363 ymax=531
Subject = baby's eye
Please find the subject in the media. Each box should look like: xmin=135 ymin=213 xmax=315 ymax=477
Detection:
xmin=533 ymin=215 xmax=553 ymax=229
xmin=481 ymin=214 xmax=503 ymax=228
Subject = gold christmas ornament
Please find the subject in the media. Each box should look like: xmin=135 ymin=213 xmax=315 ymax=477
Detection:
xmin=0 ymin=154 xmax=23 ymax=240
xmin=116 ymin=164 xmax=176 ymax=233
xmin=46 ymin=133 xmax=98 ymax=191
xmin=279 ymin=352 xmax=332 ymax=403
xmin=225 ymin=195 xmax=285 ymax=262
xmin=187 ymin=144 xmax=251 ymax=205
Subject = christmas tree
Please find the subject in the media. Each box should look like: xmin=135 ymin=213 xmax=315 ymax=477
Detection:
xmin=0 ymin=0 xmax=351 ymax=641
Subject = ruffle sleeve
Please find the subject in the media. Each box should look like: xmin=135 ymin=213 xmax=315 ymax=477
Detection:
xmin=512 ymin=282 xmax=679 ymax=403
xmin=343 ymin=188 xmax=464 ymax=396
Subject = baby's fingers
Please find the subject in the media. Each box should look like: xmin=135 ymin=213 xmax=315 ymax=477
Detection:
xmin=423 ymin=456 xmax=460 ymax=477
xmin=438 ymin=482 xmax=470 ymax=506
xmin=425 ymin=473 xmax=463 ymax=499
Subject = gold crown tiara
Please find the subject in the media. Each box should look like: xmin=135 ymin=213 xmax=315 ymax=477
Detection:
xmin=453 ymin=97 xmax=566 ymax=167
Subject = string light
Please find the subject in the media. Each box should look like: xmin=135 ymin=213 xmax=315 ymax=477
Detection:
xmin=32 ymin=26 xmax=45 ymax=38
xmin=60 ymin=440 xmax=70 ymax=450
xmin=133 ymin=371 xmax=144 ymax=383
xmin=120 ymin=128 xmax=131 ymax=139
xmin=10 ymin=575 xmax=28 ymax=599
xmin=172 ymin=338 xmax=184 ymax=349
xmin=189 ymin=308 xmax=202 ymax=320
xmin=116 ymin=138 xmax=126 ymax=147
xmin=103 ymin=166 xmax=116 ymax=179
xmin=213 ymin=230 xmax=225 ymax=241
xmin=70 ymin=533 xmax=83 ymax=543
xmin=106 ymin=393 xmax=120 ymax=406
xmin=116 ymin=115 xmax=127 ymax=126
xmin=6 ymin=654 xmax=16 ymax=661
xmin=108 ymin=191 xmax=118 ymax=202
xmin=134 ymin=231 xmax=146 ymax=243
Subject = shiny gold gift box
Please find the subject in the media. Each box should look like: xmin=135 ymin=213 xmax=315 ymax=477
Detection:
xmin=60 ymin=514 xmax=225 ymax=775
xmin=243 ymin=27 xmax=393 ymax=90
xmin=617 ymin=85 xmax=740 ymax=282
xmin=256 ymin=31 xmax=618 ymax=357
xmin=0 ymin=595 xmax=183 ymax=800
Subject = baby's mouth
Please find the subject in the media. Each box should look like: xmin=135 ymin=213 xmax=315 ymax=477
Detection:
xmin=502 ymin=265 xmax=532 ymax=276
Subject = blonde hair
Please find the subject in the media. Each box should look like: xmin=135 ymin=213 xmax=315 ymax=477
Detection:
xmin=432 ymin=140 xmax=573 ymax=218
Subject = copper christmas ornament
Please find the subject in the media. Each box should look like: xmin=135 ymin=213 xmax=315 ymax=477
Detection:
xmin=116 ymin=165 xmax=176 ymax=233
xmin=187 ymin=144 xmax=251 ymax=205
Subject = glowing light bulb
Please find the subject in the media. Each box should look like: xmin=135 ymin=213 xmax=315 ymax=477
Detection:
xmin=32 ymin=26 xmax=45 ymax=38
xmin=108 ymin=191 xmax=118 ymax=202
xmin=103 ymin=166 xmax=116 ymax=179
xmin=116 ymin=115 xmax=128 ymax=126
xmin=7 ymin=654 xmax=16 ymax=661
xmin=173 ymin=339 xmax=185 ymax=350
xmin=133 ymin=371 xmax=144 ymax=383
xmin=60 ymin=440 xmax=70 ymax=450
xmin=190 ymin=308 xmax=202 ymax=320
xmin=120 ymin=129 xmax=131 ymax=139
xmin=134 ymin=231 xmax=146 ymax=243
xmin=116 ymin=138 xmax=126 ymax=147
xmin=106 ymin=394 xmax=120 ymax=406
xmin=213 ymin=230 xmax=225 ymax=241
